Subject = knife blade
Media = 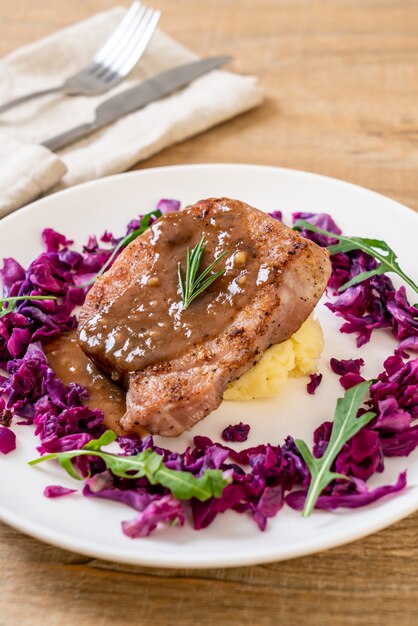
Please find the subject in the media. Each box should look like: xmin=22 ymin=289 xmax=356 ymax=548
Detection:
xmin=42 ymin=56 xmax=232 ymax=152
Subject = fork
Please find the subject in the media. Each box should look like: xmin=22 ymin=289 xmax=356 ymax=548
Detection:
xmin=0 ymin=2 xmax=160 ymax=114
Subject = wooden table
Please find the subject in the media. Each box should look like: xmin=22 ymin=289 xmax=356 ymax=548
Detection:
xmin=1 ymin=2 xmax=417 ymax=624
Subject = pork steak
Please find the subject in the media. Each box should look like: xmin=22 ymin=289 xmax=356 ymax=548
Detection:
xmin=78 ymin=198 xmax=331 ymax=436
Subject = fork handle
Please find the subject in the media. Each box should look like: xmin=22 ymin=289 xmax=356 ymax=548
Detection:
xmin=0 ymin=86 xmax=63 ymax=114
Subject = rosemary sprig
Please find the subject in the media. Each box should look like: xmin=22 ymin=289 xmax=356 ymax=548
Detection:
xmin=177 ymin=236 xmax=227 ymax=309
xmin=293 ymin=220 xmax=418 ymax=295
xmin=80 ymin=209 xmax=162 ymax=288
xmin=0 ymin=295 xmax=58 ymax=318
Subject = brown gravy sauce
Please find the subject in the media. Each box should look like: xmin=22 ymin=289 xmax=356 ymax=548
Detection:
xmin=44 ymin=332 xmax=144 ymax=436
xmin=79 ymin=204 xmax=276 ymax=376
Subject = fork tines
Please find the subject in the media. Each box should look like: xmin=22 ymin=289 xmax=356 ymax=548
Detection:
xmin=89 ymin=2 xmax=160 ymax=84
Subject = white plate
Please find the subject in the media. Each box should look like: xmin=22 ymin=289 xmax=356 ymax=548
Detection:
xmin=0 ymin=164 xmax=417 ymax=569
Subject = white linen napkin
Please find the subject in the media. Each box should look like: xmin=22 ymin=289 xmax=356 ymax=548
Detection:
xmin=0 ymin=7 xmax=262 ymax=218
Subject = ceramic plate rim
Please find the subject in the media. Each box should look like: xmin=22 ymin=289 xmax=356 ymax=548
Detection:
xmin=0 ymin=163 xmax=417 ymax=569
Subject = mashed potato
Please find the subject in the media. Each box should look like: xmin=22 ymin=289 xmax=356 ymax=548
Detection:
xmin=223 ymin=316 xmax=324 ymax=400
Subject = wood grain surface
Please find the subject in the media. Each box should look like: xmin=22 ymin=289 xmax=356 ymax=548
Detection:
xmin=0 ymin=1 xmax=417 ymax=625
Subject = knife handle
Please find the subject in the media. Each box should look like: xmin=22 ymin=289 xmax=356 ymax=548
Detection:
xmin=42 ymin=123 xmax=97 ymax=152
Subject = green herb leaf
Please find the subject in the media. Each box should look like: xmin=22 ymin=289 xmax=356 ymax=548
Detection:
xmin=295 ymin=380 xmax=376 ymax=517
xmin=83 ymin=429 xmax=117 ymax=451
xmin=29 ymin=430 xmax=231 ymax=501
xmin=178 ymin=236 xmax=227 ymax=309
xmin=293 ymin=220 xmax=418 ymax=295
xmin=59 ymin=454 xmax=85 ymax=480
xmin=79 ymin=209 xmax=163 ymax=288
xmin=0 ymin=295 xmax=58 ymax=318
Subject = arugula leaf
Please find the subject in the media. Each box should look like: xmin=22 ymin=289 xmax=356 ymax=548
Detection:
xmin=178 ymin=235 xmax=227 ymax=309
xmin=83 ymin=429 xmax=117 ymax=451
xmin=0 ymin=295 xmax=58 ymax=318
xmin=79 ymin=209 xmax=162 ymax=288
xmin=293 ymin=220 xmax=418 ymax=295
xmin=29 ymin=430 xmax=230 ymax=502
xmin=295 ymin=381 xmax=376 ymax=517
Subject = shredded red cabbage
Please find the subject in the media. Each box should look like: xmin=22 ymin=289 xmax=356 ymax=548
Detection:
xmin=0 ymin=425 xmax=16 ymax=454
xmin=368 ymin=351 xmax=418 ymax=457
xmin=268 ymin=210 xmax=283 ymax=222
xmin=330 ymin=357 xmax=366 ymax=390
xmin=398 ymin=336 xmax=418 ymax=354
xmin=121 ymin=495 xmax=185 ymax=538
xmin=327 ymin=278 xmax=417 ymax=348
xmin=292 ymin=212 xmax=342 ymax=247
xmin=0 ymin=203 xmax=416 ymax=536
xmin=287 ymin=471 xmax=407 ymax=511
xmin=44 ymin=485 xmax=77 ymax=498
xmin=297 ymin=349 xmax=417 ymax=512
xmin=339 ymin=373 xmax=366 ymax=390
xmin=0 ymin=230 xmax=112 ymax=363
xmin=156 ymin=198 xmax=181 ymax=213
xmin=330 ymin=357 xmax=365 ymax=376
xmin=222 ymin=422 xmax=250 ymax=442
xmin=313 ymin=421 xmax=384 ymax=481
xmin=307 ymin=373 xmax=322 ymax=394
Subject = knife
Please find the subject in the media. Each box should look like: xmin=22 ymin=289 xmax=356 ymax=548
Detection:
xmin=42 ymin=56 xmax=232 ymax=152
